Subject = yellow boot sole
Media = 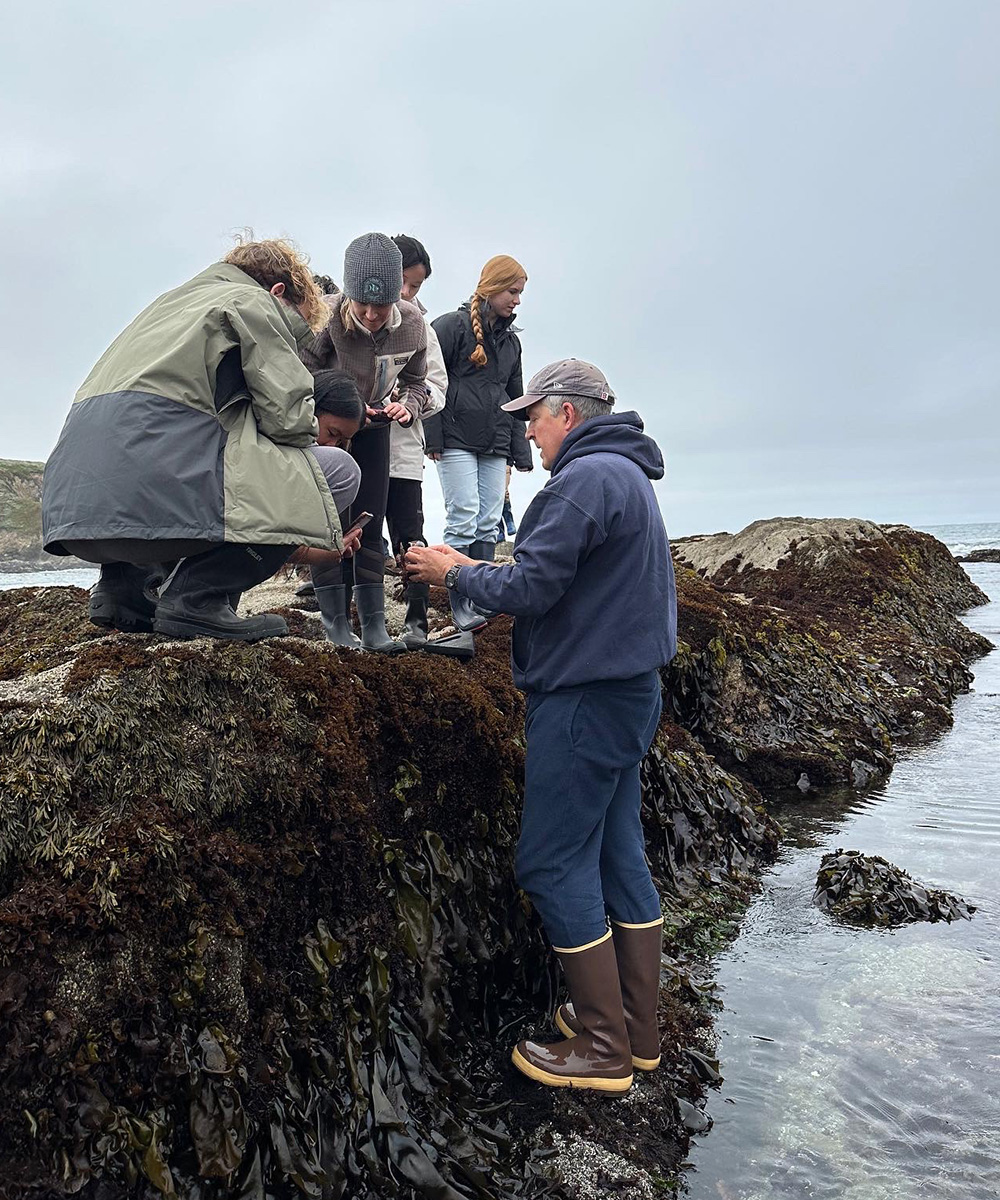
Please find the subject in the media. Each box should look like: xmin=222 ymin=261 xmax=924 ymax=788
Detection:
xmin=554 ymin=1009 xmax=661 ymax=1072
xmin=511 ymin=1045 xmax=634 ymax=1092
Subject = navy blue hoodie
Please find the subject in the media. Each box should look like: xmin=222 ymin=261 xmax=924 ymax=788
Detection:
xmin=455 ymin=411 xmax=677 ymax=692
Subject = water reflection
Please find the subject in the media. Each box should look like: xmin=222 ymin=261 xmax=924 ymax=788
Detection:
xmin=686 ymin=565 xmax=1000 ymax=1200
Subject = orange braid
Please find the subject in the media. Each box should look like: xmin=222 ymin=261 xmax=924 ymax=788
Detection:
xmin=466 ymin=254 xmax=527 ymax=368
xmin=469 ymin=293 xmax=488 ymax=367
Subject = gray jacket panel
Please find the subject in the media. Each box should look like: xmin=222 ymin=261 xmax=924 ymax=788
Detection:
xmin=43 ymin=391 xmax=226 ymax=552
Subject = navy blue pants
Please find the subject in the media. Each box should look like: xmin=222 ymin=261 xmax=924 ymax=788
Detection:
xmin=515 ymin=671 xmax=663 ymax=950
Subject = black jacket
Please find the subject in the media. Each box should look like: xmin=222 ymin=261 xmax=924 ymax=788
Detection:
xmin=424 ymin=302 xmax=533 ymax=470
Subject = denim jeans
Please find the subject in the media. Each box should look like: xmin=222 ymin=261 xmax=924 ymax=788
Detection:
xmin=435 ymin=450 xmax=507 ymax=549
xmin=515 ymin=671 xmax=663 ymax=949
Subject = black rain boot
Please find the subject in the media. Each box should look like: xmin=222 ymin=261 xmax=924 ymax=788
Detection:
xmin=315 ymin=583 xmax=361 ymax=649
xmin=468 ymin=539 xmax=498 ymax=619
xmin=353 ymin=584 xmax=406 ymax=654
xmin=154 ymin=544 xmax=292 ymax=642
xmin=421 ymin=627 xmax=476 ymax=660
xmin=444 ymin=543 xmax=487 ymax=632
xmin=401 ymin=582 xmax=429 ymax=650
xmin=89 ymin=562 xmax=166 ymax=634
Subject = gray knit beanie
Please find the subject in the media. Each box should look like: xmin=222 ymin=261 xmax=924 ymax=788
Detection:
xmin=343 ymin=232 xmax=402 ymax=306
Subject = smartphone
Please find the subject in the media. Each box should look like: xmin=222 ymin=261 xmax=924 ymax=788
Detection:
xmin=352 ymin=511 xmax=374 ymax=530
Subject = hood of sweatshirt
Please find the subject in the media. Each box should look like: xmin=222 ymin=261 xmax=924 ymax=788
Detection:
xmin=549 ymin=411 xmax=664 ymax=481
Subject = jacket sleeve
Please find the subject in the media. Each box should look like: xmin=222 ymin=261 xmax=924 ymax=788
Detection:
xmin=422 ymin=324 xmax=448 ymax=419
xmin=225 ymin=298 xmax=318 ymax=447
xmin=397 ymin=334 xmax=428 ymax=422
xmin=509 ymin=417 xmax=533 ymax=471
xmin=455 ymin=490 xmax=605 ymax=617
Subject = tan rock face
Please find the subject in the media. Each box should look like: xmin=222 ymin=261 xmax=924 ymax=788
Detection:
xmin=674 ymin=516 xmax=885 ymax=578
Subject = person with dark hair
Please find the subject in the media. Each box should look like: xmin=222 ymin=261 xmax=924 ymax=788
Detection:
xmin=407 ymin=359 xmax=677 ymax=1094
xmin=301 ymin=233 xmax=428 ymax=653
xmin=384 ymin=233 xmax=448 ymax=649
xmin=43 ymin=237 xmax=360 ymax=642
xmin=422 ymin=254 xmax=533 ymax=659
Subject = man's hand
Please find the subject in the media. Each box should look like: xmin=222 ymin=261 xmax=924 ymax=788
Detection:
xmin=426 ymin=450 xmax=442 ymax=461
xmin=405 ymin=543 xmax=472 ymax=586
xmin=340 ymin=525 xmax=364 ymax=559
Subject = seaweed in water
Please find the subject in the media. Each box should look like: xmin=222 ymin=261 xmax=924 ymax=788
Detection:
xmin=813 ymin=849 xmax=975 ymax=927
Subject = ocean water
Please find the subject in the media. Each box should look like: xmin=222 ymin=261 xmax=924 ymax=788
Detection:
xmin=686 ymin=562 xmax=1000 ymax=1200
xmin=919 ymin=520 xmax=1000 ymax=557
xmin=0 ymin=566 xmax=99 ymax=591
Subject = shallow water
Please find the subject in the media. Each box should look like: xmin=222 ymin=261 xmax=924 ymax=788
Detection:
xmin=0 ymin=567 xmax=98 ymax=591
xmin=686 ymin=562 xmax=1000 ymax=1199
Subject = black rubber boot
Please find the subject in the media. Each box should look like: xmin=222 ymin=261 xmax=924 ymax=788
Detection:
xmin=468 ymin=539 xmax=498 ymax=619
xmin=315 ymin=584 xmax=361 ymax=649
xmin=153 ymin=544 xmax=292 ymax=642
xmin=401 ymin=582 xmax=429 ymax=650
xmin=353 ymin=584 xmax=406 ymax=654
xmin=421 ymin=628 xmax=475 ymax=660
xmin=89 ymin=562 xmax=166 ymax=634
xmin=447 ymin=544 xmax=488 ymax=632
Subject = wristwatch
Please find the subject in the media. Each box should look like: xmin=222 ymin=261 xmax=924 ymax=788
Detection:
xmin=444 ymin=565 xmax=462 ymax=590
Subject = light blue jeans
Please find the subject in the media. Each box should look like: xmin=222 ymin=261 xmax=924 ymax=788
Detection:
xmin=435 ymin=450 xmax=507 ymax=549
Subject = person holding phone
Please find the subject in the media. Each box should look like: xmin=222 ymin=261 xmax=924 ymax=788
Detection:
xmin=301 ymin=234 xmax=429 ymax=653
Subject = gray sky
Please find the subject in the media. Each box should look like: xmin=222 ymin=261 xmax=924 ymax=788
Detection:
xmin=2 ymin=0 xmax=998 ymax=537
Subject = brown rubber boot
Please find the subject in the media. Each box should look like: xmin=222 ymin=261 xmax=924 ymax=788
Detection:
xmin=511 ymin=932 xmax=633 ymax=1092
xmin=554 ymin=918 xmax=663 ymax=1071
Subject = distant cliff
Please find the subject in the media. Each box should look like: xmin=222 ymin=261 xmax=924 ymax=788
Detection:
xmin=0 ymin=459 xmax=84 ymax=572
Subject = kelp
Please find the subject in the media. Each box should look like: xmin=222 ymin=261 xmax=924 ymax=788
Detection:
xmin=813 ymin=849 xmax=976 ymax=927
xmin=0 ymin=587 xmax=775 ymax=1200
xmin=0 ymin=522 xmax=986 ymax=1197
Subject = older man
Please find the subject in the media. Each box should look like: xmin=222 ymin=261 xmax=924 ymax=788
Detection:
xmin=406 ymin=360 xmax=677 ymax=1093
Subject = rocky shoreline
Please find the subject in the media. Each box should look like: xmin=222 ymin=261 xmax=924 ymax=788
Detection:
xmin=0 ymin=519 xmax=989 ymax=1199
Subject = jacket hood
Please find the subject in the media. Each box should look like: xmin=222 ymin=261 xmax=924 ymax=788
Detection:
xmin=550 ymin=411 xmax=664 ymax=480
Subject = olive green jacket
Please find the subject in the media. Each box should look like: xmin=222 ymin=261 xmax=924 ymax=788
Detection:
xmin=43 ymin=263 xmax=342 ymax=554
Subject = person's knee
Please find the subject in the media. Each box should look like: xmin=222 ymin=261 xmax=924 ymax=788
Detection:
xmin=311 ymin=446 xmax=361 ymax=511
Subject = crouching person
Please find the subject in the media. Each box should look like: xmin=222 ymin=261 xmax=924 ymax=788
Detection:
xmin=407 ymin=360 xmax=677 ymax=1093
xmin=42 ymin=237 xmax=360 ymax=642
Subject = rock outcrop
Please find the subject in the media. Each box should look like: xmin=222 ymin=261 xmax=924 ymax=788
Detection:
xmin=0 ymin=459 xmax=88 ymax=572
xmin=0 ymin=519 xmax=989 ymax=1199
xmin=813 ymin=849 xmax=975 ymax=926
xmin=955 ymin=547 xmax=1000 ymax=563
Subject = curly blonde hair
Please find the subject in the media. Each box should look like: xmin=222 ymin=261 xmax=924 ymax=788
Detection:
xmin=469 ymin=254 xmax=527 ymax=367
xmin=223 ymin=234 xmax=330 ymax=332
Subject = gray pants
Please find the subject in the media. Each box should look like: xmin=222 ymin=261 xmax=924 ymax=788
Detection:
xmin=61 ymin=446 xmax=361 ymax=565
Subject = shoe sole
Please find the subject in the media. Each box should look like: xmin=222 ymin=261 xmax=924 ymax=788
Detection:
xmin=89 ymin=603 xmax=155 ymax=635
xmin=554 ymin=1009 xmax=661 ymax=1071
xmin=510 ymin=1046 xmax=633 ymax=1092
xmin=152 ymin=618 xmax=286 ymax=643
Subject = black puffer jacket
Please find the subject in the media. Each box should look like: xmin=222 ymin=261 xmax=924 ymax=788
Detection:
xmin=424 ymin=302 xmax=533 ymax=469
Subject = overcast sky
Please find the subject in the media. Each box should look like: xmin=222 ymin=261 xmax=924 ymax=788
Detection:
xmin=2 ymin=0 xmax=997 ymax=537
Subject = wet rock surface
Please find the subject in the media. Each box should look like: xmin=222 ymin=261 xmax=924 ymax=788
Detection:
xmin=955 ymin=547 xmax=1000 ymax=563
xmin=813 ymin=849 xmax=976 ymax=926
xmin=0 ymin=520 xmax=989 ymax=1198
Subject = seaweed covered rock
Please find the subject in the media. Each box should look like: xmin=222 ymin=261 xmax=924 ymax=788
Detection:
xmin=813 ymin=849 xmax=976 ymax=927
xmin=0 ymin=585 xmax=776 ymax=1200
xmin=669 ymin=519 xmax=990 ymax=790
xmin=956 ymin=547 xmax=1000 ymax=563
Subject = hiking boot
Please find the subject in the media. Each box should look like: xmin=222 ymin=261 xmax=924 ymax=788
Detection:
xmin=554 ymin=918 xmax=663 ymax=1070
xmin=512 ymin=933 xmax=633 ymax=1092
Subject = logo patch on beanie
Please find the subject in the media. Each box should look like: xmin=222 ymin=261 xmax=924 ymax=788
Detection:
xmin=361 ymin=277 xmax=385 ymax=302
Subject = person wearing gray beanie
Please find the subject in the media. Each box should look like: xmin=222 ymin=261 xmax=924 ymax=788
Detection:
xmin=301 ymin=233 xmax=429 ymax=654
xmin=342 ymin=232 xmax=403 ymax=307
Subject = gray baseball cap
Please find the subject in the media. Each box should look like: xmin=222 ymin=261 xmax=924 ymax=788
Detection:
xmin=500 ymin=358 xmax=615 ymax=415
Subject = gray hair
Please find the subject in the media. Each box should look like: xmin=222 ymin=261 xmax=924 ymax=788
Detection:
xmin=541 ymin=393 xmax=614 ymax=422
